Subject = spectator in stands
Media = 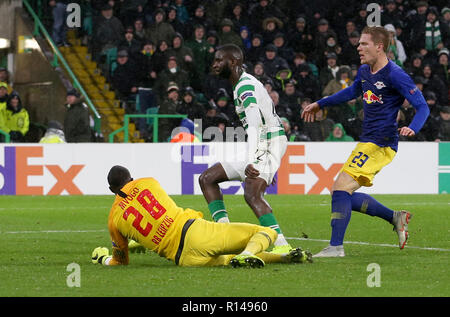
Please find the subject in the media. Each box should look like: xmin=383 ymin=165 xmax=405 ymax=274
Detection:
xmin=39 ymin=120 xmax=66 ymax=143
xmin=166 ymin=5 xmax=185 ymax=37
xmin=423 ymin=91 xmax=441 ymax=119
xmin=259 ymin=44 xmax=289 ymax=79
xmin=176 ymin=86 xmax=205 ymax=122
xmin=269 ymin=90 xmax=292 ymax=121
xmin=229 ymin=3 xmax=249 ymax=35
xmin=384 ymin=24 xmax=407 ymax=67
xmin=206 ymin=30 xmax=220 ymax=50
xmin=0 ymin=68 xmax=12 ymax=94
xmin=338 ymin=20 xmax=357 ymax=47
xmin=382 ymin=0 xmax=403 ymax=26
xmin=92 ymin=4 xmax=124 ymax=62
xmin=167 ymin=33 xmax=193 ymax=72
xmin=405 ymin=53 xmax=424 ymax=78
xmin=218 ymin=19 xmax=243 ymax=49
xmin=251 ymin=62 xmax=271 ymax=84
xmin=281 ymin=117 xmax=310 ymax=142
xmin=154 ymin=56 xmax=190 ymax=101
xmin=319 ymin=52 xmax=339 ymax=89
xmin=247 ymin=33 xmax=265 ymax=65
xmin=415 ymin=6 xmax=449 ymax=62
xmin=158 ymin=82 xmax=181 ymax=142
xmin=146 ymin=8 xmax=176 ymax=46
xmin=341 ymin=31 xmax=361 ymax=68
xmin=302 ymin=108 xmax=334 ymax=141
xmin=111 ymin=50 xmax=140 ymax=106
xmin=132 ymin=18 xmax=149 ymax=43
xmin=442 ymin=7 xmax=450 ymax=29
xmin=185 ymin=24 xmax=215 ymax=90
xmin=273 ymin=32 xmax=294 ymax=63
xmin=313 ymin=18 xmax=338 ymax=67
xmin=326 ymin=97 xmax=363 ymax=140
xmin=421 ymin=63 xmax=448 ymax=106
xmin=152 ymin=39 xmax=170 ymax=74
xmin=325 ymin=123 xmax=354 ymax=142
xmin=434 ymin=48 xmax=449 ymax=86
xmin=0 ymin=82 xmax=9 ymax=141
xmin=250 ymin=0 xmax=287 ymax=33
xmin=261 ymin=17 xmax=284 ymax=45
xmin=174 ymin=0 xmax=189 ymax=24
xmin=279 ymin=79 xmax=303 ymax=125
xmin=48 ymin=0 xmax=69 ymax=47
xmin=436 ymin=106 xmax=450 ymax=141
xmin=5 ymin=91 xmax=29 ymax=142
xmin=240 ymin=27 xmax=252 ymax=53
xmin=322 ymin=65 xmax=353 ymax=97
xmin=291 ymin=52 xmax=319 ymax=79
xmin=295 ymin=63 xmax=321 ymax=101
xmin=322 ymin=35 xmax=343 ymax=67
xmin=186 ymin=5 xmax=213 ymax=39
xmin=287 ymin=16 xmax=315 ymax=55
xmin=214 ymin=88 xmax=239 ymax=128
xmin=63 ymin=89 xmax=91 ymax=142
xmin=354 ymin=3 xmax=369 ymax=30
xmin=137 ymin=40 xmax=157 ymax=88
xmin=118 ymin=26 xmax=142 ymax=62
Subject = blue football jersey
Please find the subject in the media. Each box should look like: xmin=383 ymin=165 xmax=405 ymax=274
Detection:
xmin=318 ymin=60 xmax=429 ymax=151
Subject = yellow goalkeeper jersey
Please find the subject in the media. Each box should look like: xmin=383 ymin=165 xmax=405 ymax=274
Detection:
xmin=107 ymin=177 xmax=203 ymax=265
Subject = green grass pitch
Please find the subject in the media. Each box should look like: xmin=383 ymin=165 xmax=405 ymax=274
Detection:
xmin=0 ymin=194 xmax=448 ymax=297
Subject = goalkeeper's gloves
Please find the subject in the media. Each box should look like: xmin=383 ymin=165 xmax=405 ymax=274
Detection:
xmin=128 ymin=240 xmax=146 ymax=254
xmin=91 ymin=247 xmax=111 ymax=265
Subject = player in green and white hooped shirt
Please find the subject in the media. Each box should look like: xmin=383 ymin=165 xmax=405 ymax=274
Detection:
xmin=199 ymin=44 xmax=298 ymax=255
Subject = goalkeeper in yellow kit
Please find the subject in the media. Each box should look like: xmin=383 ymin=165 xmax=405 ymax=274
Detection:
xmin=91 ymin=165 xmax=312 ymax=268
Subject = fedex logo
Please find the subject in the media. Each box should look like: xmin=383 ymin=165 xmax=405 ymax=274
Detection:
xmin=180 ymin=145 xmax=343 ymax=195
xmin=0 ymin=146 xmax=84 ymax=195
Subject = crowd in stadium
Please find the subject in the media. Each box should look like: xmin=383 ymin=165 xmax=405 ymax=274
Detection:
xmin=31 ymin=1 xmax=450 ymax=142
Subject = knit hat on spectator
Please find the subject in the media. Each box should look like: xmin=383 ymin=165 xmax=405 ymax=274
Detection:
xmin=438 ymin=48 xmax=449 ymax=57
xmin=117 ymin=49 xmax=128 ymax=57
xmin=327 ymin=52 xmax=337 ymax=60
xmin=101 ymin=4 xmax=113 ymax=11
xmin=318 ymin=18 xmax=328 ymax=25
xmin=441 ymin=106 xmax=450 ymax=114
xmin=416 ymin=1 xmax=428 ymax=8
xmin=167 ymin=82 xmax=179 ymax=93
xmin=265 ymin=44 xmax=278 ymax=52
xmin=221 ymin=18 xmax=234 ymax=28
xmin=442 ymin=7 xmax=450 ymax=15
xmin=0 ymin=82 xmax=7 ymax=89
xmin=296 ymin=16 xmax=306 ymax=24
xmin=67 ymin=88 xmax=80 ymax=97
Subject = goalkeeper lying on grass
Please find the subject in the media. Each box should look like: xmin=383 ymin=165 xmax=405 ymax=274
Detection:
xmin=91 ymin=165 xmax=312 ymax=268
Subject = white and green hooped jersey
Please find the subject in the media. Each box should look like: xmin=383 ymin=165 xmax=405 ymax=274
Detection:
xmin=233 ymin=71 xmax=285 ymax=138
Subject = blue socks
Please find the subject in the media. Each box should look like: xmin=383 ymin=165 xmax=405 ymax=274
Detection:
xmin=329 ymin=191 xmax=394 ymax=246
xmin=330 ymin=191 xmax=352 ymax=246
xmin=351 ymin=192 xmax=394 ymax=223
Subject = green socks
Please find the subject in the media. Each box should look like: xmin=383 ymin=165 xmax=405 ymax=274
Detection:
xmin=208 ymin=200 xmax=229 ymax=223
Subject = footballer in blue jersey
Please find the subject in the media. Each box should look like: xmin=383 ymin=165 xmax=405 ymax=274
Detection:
xmin=302 ymin=26 xmax=429 ymax=258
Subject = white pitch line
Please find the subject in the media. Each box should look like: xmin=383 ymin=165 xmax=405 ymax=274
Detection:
xmin=287 ymin=237 xmax=450 ymax=252
xmin=1 ymin=229 xmax=448 ymax=252
xmin=1 ymin=229 xmax=107 ymax=234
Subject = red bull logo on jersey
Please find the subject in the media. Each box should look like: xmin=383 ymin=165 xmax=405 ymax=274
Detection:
xmin=363 ymin=90 xmax=383 ymax=104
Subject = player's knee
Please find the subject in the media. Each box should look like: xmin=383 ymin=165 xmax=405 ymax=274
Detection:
xmin=198 ymin=171 xmax=214 ymax=188
xmin=259 ymin=227 xmax=278 ymax=246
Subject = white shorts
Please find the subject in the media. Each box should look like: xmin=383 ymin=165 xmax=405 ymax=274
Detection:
xmin=221 ymin=135 xmax=287 ymax=185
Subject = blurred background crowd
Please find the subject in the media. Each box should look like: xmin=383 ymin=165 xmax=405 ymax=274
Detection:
xmin=2 ymin=0 xmax=449 ymax=143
